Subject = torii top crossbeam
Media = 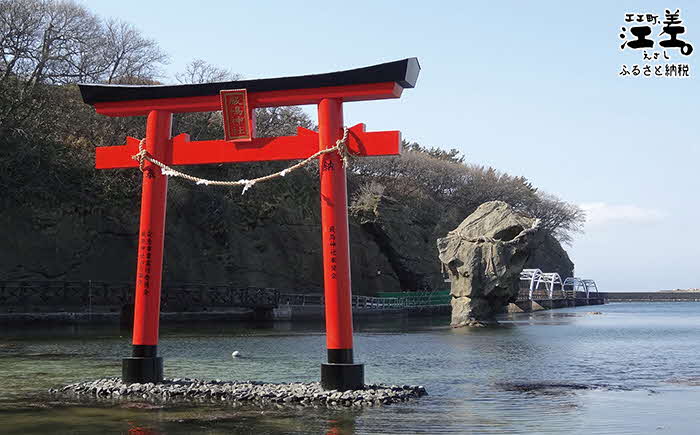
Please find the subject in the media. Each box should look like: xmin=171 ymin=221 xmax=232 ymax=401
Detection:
xmin=79 ymin=58 xmax=420 ymax=115
xmin=80 ymin=58 xmax=419 ymax=169
xmin=78 ymin=58 xmax=420 ymax=391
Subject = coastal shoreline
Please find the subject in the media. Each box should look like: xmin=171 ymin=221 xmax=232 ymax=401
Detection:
xmin=599 ymin=292 xmax=700 ymax=302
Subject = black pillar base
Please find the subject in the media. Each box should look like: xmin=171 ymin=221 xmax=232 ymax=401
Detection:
xmin=122 ymin=357 xmax=163 ymax=384
xmin=321 ymin=363 xmax=364 ymax=391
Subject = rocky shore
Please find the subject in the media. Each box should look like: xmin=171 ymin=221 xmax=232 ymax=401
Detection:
xmin=49 ymin=378 xmax=427 ymax=408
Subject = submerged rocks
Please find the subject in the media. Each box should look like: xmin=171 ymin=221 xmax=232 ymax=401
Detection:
xmin=437 ymin=201 xmax=544 ymax=327
xmin=49 ymin=378 xmax=427 ymax=408
xmin=495 ymin=382 xmax=634 ymax=395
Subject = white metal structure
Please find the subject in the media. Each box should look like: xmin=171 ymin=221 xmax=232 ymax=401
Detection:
xmin=562 ymin=277 xmax=599 ymax=299
xmin=582 ymin=279 xmax=599 ymax=298
xmin=521 ymin=270 xmax=598 ymax=300
xmin=520 ymin=269 xmax=563 ymax=299
xmin=542 ymin=272 xmax=563 ymax=298
xmin=521 ymin=269 xmax=541 ymax=297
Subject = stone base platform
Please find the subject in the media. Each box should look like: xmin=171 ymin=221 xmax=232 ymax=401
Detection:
xmin=49 ymin=378 xmax=427 ymax=408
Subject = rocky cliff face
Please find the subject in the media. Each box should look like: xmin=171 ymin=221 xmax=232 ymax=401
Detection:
xmin=1 ymin=185 xmax=574 ymax=296
xmin=525 ymin=233 xmax=574 ymax=279
xmin=0 ymin=181 xmax=403 ymax=294
xmin=437 ymin=201 xmax=545 ymax=326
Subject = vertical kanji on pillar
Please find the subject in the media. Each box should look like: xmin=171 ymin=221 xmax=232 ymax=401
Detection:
xmin=318 ymin=98 xmax=364 ymax=390
xmin=123 ymin=110 xmax=172 ymax=384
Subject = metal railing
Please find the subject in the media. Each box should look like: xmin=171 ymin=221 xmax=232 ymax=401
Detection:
xmin=353 ymin=295 xmax=404 ymax=309
xmin=0 ymin=281 xmax=280 ymax=311
xmin=277 ymin=293 xmax=449 ymax=310
xmin=517 ymin=271 xmax=600 ymax=302
xmin=0 ymin=281 xmax=452 ymax=313
xmin=277 ymin=293 xmax=323 ymax=306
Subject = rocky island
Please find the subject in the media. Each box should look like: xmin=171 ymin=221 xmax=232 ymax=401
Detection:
xmin=438 ymin=201 xmax=567 ymax=327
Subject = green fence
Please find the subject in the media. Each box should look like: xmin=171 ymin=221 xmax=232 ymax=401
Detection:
xmin=376 ymin=291 xmax=451 ymax=306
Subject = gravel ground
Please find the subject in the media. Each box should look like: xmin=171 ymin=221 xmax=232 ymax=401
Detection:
xmin=50 ymin=378 xmax=427 ymax=408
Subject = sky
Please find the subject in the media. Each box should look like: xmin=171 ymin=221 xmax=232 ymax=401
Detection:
xmin=83 ymin=0 xmax=699 ymax=292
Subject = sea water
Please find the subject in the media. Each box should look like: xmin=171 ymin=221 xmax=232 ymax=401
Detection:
xmin=0 ymin=302 xmax=698 ymax=434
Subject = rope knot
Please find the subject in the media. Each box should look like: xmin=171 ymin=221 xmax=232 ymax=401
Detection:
xmin=335 ymin=127 xmax=351 ymax=167
xmin=132 ymin=138 xmax=149 ymax=172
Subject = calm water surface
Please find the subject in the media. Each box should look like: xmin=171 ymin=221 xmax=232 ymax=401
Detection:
xmin=1 ymin=302 xmax=699 ymax=434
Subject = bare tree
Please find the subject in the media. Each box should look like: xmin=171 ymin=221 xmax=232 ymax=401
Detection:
xmin=0 ymin=0 xmax=168 ymax=136
xmin=175 ymin=58 xmax=237 ymax=84
xmin=1 ymin=0 xmax=167 ymax=86
xmin=0 ymin=0 xmax=44 ymax=81
xmin=522 ymin=192 xmax=586 ymax=244
xmin=101 ymin=18 xmax=167 ymax=84
xmin=27 ymin=1 xmax=102 ymax=85
xmin=255 ymin=106 xmax=314 ymax=138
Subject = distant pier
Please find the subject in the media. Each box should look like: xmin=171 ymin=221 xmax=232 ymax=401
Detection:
xmin=599 ymin=292 xmax=700 ymax=302
xmin=508 ymin=269 xmax=606 ymax=312
xmin=507 ymin=294 xmax=606 ymax=313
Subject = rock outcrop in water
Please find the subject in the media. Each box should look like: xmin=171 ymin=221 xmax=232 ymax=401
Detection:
xmin=437 ymin=201 xmax=544 ymax=327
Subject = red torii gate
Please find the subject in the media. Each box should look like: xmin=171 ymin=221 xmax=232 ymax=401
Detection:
xmin=78 ymin=58 xmax=420 ymax=391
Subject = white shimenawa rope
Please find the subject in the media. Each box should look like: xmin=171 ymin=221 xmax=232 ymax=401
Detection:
xmin=132 ymin=127 xmax=350 ymax=195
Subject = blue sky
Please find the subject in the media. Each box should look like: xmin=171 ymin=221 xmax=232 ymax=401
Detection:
xmin=84 ymin=1 xmax=699 ymax=291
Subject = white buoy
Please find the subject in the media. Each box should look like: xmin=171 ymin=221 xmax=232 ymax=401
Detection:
xmin=231 ymin=351 xmax=240 ymax=358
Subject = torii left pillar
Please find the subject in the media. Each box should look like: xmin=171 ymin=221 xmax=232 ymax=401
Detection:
xmin=122 ymin=110 xmax=172 ymax=383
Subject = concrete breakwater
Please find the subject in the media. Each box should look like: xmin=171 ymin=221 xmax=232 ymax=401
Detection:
xmin=599 ymin=292 xmax=700 ymax=302
xmin=50 ymin=378 xmax=427 ymax=408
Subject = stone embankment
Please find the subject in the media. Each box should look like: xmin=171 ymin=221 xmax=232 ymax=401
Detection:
xmin=50 ymin=378 xmax=427 ymax=408
xmin=600 ymin=292 xmax=700 ymax=302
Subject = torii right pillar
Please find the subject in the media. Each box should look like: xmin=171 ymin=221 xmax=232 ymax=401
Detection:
xmin=318 ymin=98 xmax=362 ymax=390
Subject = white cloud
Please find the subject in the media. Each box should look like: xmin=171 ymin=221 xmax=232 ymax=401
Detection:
xmin=580 ymin=202 xmax=668 ymax=227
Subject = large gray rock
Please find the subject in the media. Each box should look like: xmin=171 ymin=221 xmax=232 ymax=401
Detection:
xmin=437 ymin=201 xmax=544 ymax=327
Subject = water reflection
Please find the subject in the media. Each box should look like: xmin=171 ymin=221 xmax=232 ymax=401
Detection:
xmin=325 ymin=417 xmax=355 ymax=435
xmin=128 ymin=427 xmax=157 ymax=434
